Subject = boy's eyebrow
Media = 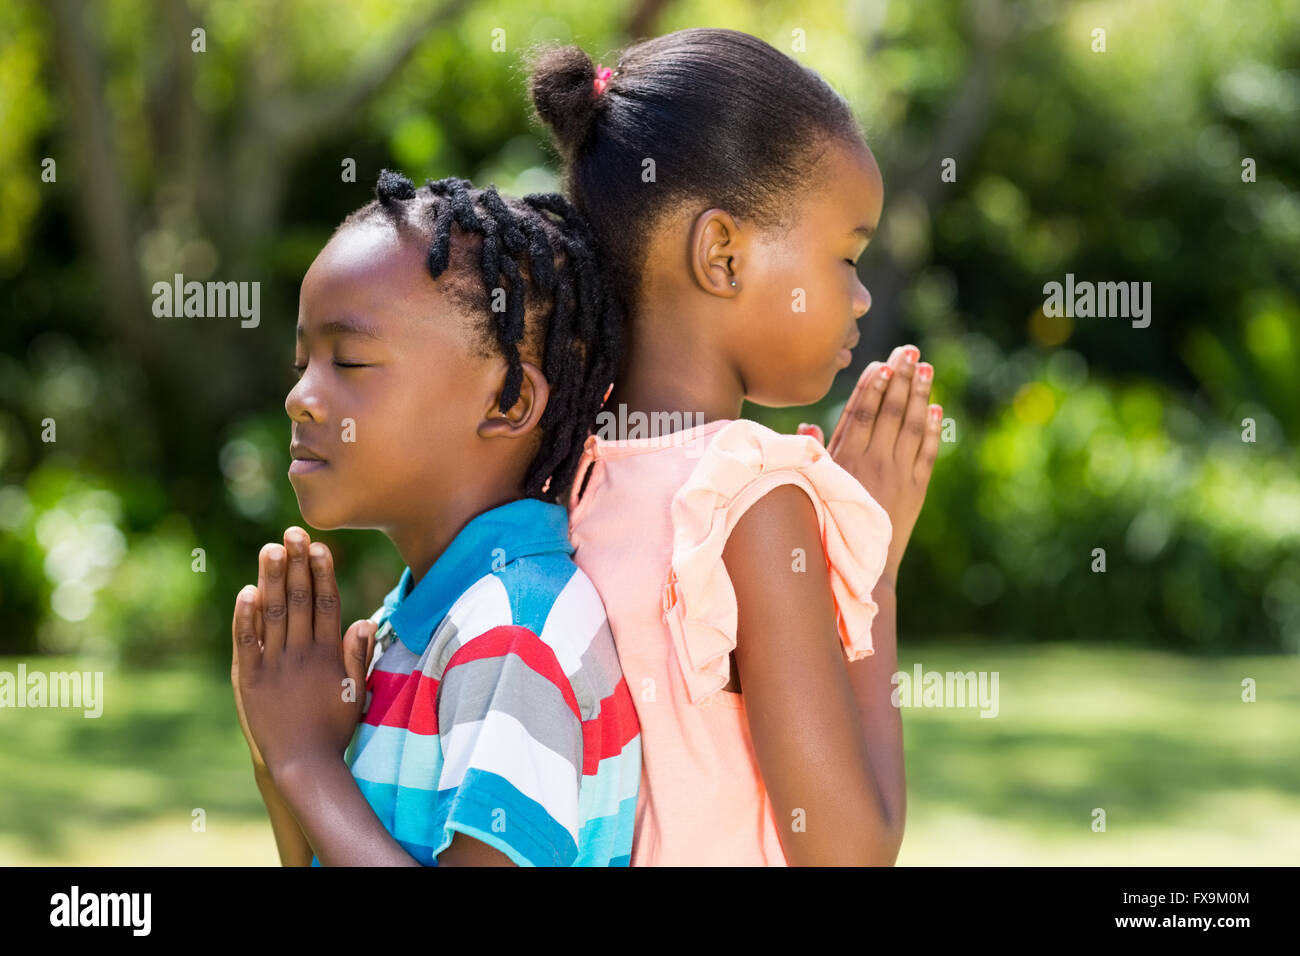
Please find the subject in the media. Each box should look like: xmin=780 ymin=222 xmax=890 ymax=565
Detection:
xmin=296 ymin=316 xmax=385 ymax=341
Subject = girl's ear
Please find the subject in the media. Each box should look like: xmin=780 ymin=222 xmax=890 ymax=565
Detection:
xmin=477 ymin=361 xmax=550 ymax=440
xmin=689 ymin=208 xmax=744 ymax=298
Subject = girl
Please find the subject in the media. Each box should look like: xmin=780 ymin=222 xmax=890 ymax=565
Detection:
xmin=527 ymin=28 xmax=942 ymax=865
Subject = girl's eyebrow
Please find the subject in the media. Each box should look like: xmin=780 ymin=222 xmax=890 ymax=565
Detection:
xmin=296 ymin=316 xmax=385 ymax=341
xmin=849 ymin=225 xmax=876 ymax=239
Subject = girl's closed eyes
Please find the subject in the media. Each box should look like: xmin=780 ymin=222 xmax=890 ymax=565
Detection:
xmin=528 ymin=27 xmax=941 ymax=868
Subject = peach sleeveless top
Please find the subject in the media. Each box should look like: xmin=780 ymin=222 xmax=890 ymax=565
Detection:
xmin=566 ymin=418 xmax=892 ymax=865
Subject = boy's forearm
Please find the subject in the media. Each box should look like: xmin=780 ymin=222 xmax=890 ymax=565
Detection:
xmin=844 ymin=578 xmax=907 ymax=855
xmin=254 ymin=767 xmax=316 ymax=866
xmin=272 ymin=754 xmax=423 ymax=866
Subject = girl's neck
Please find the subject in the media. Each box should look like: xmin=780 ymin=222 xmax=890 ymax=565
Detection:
xmin=608 ymin=321 xmax=746 ymax=431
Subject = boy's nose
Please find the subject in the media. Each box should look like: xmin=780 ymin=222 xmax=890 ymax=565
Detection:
xmin=285 ymin=377 xmax=326 ymax=423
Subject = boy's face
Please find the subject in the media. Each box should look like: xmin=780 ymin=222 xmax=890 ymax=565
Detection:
xmin=286 ymin=221 xmax=502 ymax=532
xmin=737 ymin=137 xmax=882 ymax=407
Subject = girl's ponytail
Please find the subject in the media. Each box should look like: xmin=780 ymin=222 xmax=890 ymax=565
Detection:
xmin=524 ymin=29 xmax=863 ymax=322
xmin=526 ymin=44 xmax=610 ymax=159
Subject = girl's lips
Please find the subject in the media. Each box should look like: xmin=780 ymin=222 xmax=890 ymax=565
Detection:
xmin=837 ymin=347 xmax=854 ymax=367
xmin=289 ymin=459 xmax=328 ymax=475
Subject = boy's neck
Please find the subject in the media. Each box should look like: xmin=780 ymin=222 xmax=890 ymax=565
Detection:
xmin=384 ymin=484 xmax=524 ymax=586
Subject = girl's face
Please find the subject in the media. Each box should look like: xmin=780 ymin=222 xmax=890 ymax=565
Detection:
xmin=735 ymin=138 xmax=883 ymax=407
xmin=285 ymin=222 xmax=501 ymax=532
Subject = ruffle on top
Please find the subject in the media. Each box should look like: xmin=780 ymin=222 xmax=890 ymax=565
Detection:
xmin=660 ymin=419 xmax=893 ymax=706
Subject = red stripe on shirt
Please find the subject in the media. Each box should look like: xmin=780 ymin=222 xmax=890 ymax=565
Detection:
xmin=364 ymin=668 xmax=411 ymax=726
xmin=580 ymin=677 xmax=642 ymax=775
xmin=376 ymin=670 xmax=441 ymax=733
xmin=406 ymin=670 xmax=440 ymax=735
xmin=443 ymin=625 xmax=581 ymax=721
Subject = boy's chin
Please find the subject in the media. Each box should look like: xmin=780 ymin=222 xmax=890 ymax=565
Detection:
xmin=293 ymin=497 xmax=352 ymax=532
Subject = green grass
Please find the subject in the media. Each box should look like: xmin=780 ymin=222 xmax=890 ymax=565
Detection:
xmin=0 ymin=656 xmax=276 ymax=865
xmin=893 ymin=642 xmax=1300 ymax=864
xmin=2 ymin=644 xmax=1297 ymax=865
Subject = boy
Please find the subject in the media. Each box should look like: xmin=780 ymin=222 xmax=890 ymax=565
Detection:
xmin=230 ymin=171 xmax=638 ymax=865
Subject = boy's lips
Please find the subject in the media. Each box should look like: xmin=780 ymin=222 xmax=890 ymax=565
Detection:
xmin=289 ymin=442 xmax=328 ymax=475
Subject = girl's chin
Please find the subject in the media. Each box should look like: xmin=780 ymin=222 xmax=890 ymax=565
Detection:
xmin=792 ymin=373 xmax=839 ymax=408
xmin=750 ymin=381 xmax=831 ymax=408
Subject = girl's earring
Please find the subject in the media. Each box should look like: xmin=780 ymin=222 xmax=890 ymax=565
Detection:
xmin=730 ymin=280 xmax=737 ymax=287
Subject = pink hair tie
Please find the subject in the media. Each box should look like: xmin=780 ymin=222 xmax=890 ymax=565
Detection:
xmin=593 ymin=65 xmax=613 ymax=96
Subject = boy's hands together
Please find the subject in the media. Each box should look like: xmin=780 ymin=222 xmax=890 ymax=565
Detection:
xmin=231 ymin=527 xmax=378 ymax=781
xmin=800 ymin=345 xmax=942 ymax=587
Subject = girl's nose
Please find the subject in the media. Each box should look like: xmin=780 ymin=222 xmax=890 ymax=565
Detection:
xmin=854 ymin=282 xmax=872 ymax=318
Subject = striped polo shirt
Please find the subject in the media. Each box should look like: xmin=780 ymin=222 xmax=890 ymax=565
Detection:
xmin=309 ymin=498 xmax=641 ymax=866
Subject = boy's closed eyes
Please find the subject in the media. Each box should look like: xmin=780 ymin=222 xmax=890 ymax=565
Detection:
xmin=233 ymin=172 xmax=637 ymax=868
xmin=287 ymin=219 xmax=548 ymax=572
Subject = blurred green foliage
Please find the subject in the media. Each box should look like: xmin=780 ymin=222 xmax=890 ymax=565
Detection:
xmin=1 ymin=0 xmax=1297 ymax=663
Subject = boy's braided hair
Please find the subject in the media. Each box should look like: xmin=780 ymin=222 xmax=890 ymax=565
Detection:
xmin=338 ymin=169 xmax=623 ymax=502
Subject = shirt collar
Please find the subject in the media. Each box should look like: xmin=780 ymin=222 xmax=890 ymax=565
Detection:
xmin=380 ymin=498 xmax=574 ymax=656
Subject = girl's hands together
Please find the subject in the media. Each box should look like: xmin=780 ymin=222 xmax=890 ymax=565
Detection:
xmin=800 ymin=344 xmax=942 ymax=586
xmin=230 ymin=527 xmax=378 ymax=780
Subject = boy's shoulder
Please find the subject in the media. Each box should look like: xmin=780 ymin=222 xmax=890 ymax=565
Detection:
xmin=425 ymin=553 xmax=618 ymax=719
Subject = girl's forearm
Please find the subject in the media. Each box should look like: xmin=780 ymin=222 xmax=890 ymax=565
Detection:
xmin=844 ymin=579 xmax=907 ymax=855
xmin=254 ymin=767 xmax=316 ymax=866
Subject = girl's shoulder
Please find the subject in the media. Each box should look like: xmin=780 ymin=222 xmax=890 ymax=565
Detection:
xmin=674 ymin=417 xmax=889 ymax=519
xmin=663 ymin=417 xmax=894 ymax=705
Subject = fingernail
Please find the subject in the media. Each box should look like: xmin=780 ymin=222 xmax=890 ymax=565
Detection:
xmin=879 ymin=366 xmax=894 ymax=381
xmin=917 ymin=362 xmax=933 ymax=382
xmin=930 ymin=404 xmax=942 ymax=419
xmin=269 ymin=546 xmax=283 ymax=569
xmin=902 ymin=346 xmax=920 ymax=363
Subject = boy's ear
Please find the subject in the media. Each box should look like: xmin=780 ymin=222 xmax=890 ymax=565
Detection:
xmin=477 ymin=361 xmax=550 ymax=440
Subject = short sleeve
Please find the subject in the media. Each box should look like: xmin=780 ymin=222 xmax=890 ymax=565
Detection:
xmin=429 ymin=625 xmax=585 ymax=866
xmin=661 ymin=419 xmax=893 ymax=706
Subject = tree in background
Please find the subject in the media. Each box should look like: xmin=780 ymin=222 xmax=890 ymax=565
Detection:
xmin=0 ymin=0 xmax=1296 ymax=660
